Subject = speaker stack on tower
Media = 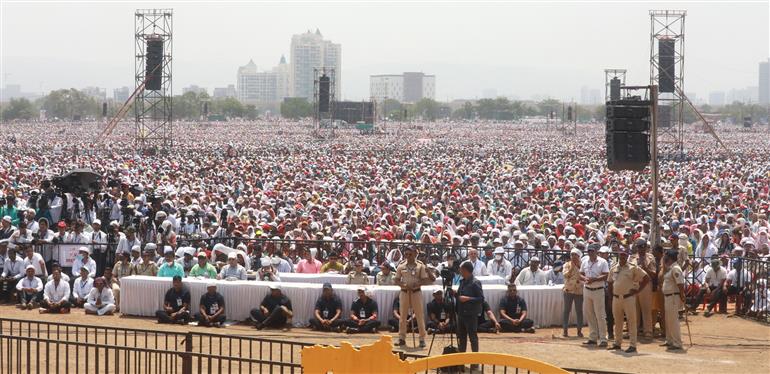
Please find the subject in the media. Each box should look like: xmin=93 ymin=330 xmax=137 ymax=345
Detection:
xmin=606 ymin=98 xmax=651 ymax=171
xmin=145 ymin=37 xmax=164 ymax=91
xmin=318 ymin=74 xmax=330 ymax=113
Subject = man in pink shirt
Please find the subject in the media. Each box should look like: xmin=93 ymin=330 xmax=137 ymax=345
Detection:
xmin=297 ymin=248 xmax=321 ymax=274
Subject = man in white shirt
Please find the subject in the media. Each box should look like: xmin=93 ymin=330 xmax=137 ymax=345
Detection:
xmin=16 ymin=265 xmax=43 ymax=309
xmin=689 ymin=258 xmax=727 ymax=316
xmin=724 ymin=259 xmax=752 ymax=315
xmin=71 ymin=247 xmax=97 ymax=279
xmin=546 ymin=261 xmax=565 ymax=285
xmin=71 ymin=267 xmax=94 ymax=307
xmin=1 ymin=249 xmax=24 ymax=301
xmin=41 ymin=268 xmax=71 ymax=313
xmin=21 ymin=245 xmax=47 ymax=279
xmin=514 ymin=257 xmax=548 ymax=286
xmin=89 ymin=220 xmax=108 ymax=275
xmin=487 ymin=247 xmax=513 ymax=279
xmin=46 ymin=262 xmax=70 ymax=283
xmin=129 ymin=245 xmax=143 ymax=266
xmin=84 ymin=277 xmax=116 ymax=316
xmin=9 ymin=221 xmax=33 ymax=247
xmin=65 ymin=221 xmax=89 ymax=244
xmin=580 ymin=244 xmax=610 ymax=347
xmin=466 ymin=248 xmax=488 ymax=276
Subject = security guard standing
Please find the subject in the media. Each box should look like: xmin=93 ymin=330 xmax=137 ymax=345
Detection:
xmin=608 ymin=246 xmax=649 ymax=353
xmin=630 ymin=239 xmax=656 ymax=339
xmin=394 ymin=246 xmax=435 ymax=348
xmin=661 ymin=250 xmax=686 ymax=351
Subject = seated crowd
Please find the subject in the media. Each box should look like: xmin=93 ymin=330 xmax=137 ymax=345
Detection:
xmin=0 ymin=121 xmax=766 ymax=335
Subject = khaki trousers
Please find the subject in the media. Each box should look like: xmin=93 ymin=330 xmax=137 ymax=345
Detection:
xmin=613 ymin=295 xmax=638 ymax=347
xmin=399 ymin=290 xmax=426 ymax=340
xmin=583 ymin=288 xmax=607 ymax=343
xmin=636 ymin=285 xmax=653 ymax=337
xmin=664 ymin=295 xmax=683 ymax=348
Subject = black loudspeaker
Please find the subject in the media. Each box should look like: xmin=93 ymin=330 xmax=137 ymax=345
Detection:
xmin=146 ymin=38 xmax=164 ymax=91
xmin=102 ymin=103 xmax=108 ymax=117
xmin=658 ymin=39 xmax=676 ymax=93
xmin=567 ymin=106 xmax=573 ymax=121
xmin=403 ymin=109 xmax=408 ymax=119
xmin=610 ymin=77 xmax=621 ymax=101
xmin=203 ymin=102 xmax=209 ymax=116
xmin=318 ymin=74 xmax=330 ymax=113
xmin=605 ymin=99 xmax=651 ymax=171
xmin=73 ymin=114 xmax=81 ymax=121
xmin=606 ymin=132 xmax=650 ymax=171
xmin=606 ymin=117 xmax=650 ymax=132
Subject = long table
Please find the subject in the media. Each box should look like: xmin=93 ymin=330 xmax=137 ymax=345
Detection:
xmin=275 ymin=272 xmax=507 ymax=286
xmin=120 ymin=276 xmax=579 ymax=328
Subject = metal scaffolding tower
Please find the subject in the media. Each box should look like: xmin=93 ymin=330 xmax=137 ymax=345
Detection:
xmin=649 ymin=10 xmax=685 ymax=155
xmin=135 ymin=9 xmax=173 ymax=151
xmin=604 ymin=69 xmax=627 ymax=102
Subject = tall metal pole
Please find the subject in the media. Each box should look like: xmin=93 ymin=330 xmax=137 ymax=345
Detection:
xmin=650 ymin=85 xmax=660 ymax=248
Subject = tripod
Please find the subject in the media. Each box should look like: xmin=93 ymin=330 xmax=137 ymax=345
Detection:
xmin=427 ymin=286 xmax=462 ymax=373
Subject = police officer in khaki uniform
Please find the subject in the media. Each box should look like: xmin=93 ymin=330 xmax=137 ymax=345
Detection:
xmin=630 ymin=239 xmax=656 ymax=339
xmin=608 ymin=247 xmax=649 ymax=353
xmin=394 ymin=246 xmax=435 ymax=348
xmin=661 ymin=250 xmax=686 ymax=351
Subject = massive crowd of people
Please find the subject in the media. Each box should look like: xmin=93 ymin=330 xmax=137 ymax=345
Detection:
xmin=0 ymin=120 xmax=768 ymax=353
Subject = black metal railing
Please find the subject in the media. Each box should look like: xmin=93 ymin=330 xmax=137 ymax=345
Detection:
xmin=740 ymin=257 xmax=770 ymax=324
xmin=0 ymin=317 xmax=426 ymax=373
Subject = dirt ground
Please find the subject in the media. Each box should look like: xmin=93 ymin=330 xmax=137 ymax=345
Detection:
xmin=1 ymin=304 xmax=768 ymax=374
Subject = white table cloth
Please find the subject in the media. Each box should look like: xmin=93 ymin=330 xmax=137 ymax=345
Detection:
xmin=121 ymin=276 xmax=578 ymax=328
xmin=271 ymin=272 xmax=507 ymax=286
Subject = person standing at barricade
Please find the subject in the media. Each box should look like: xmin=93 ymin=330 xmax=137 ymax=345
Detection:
xmin=598 ymin=246 xmax=614 ymax=339
xmin=661 ymin=250 xmax=685 ymax=351
xmin=580 ymin=244 xmax=609 ymax=347
xmin=607 ymin=247 xmax=649 ymax=353
xmin=456 ymin=261 xmax=484 ymax=361
xmin=90 ymin=220 xmax=107 ymax=276
xmin=630 ymin=239 xmax=656 ymax=339
xmin=394 ymin=246 xmax=435 ymax=348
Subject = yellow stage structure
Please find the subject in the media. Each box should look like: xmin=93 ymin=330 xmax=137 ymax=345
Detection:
xmin=301 ymin=335 xmax=568 ymax=374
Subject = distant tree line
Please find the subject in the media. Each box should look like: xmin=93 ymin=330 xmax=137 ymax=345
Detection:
xmin=0 ymin=88 xmax=260 ymax=122
xmin=2 ymin=89 xmax=768 ymax=124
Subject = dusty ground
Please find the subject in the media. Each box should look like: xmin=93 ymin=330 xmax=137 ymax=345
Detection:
xmin=1 ymin=304 xmax=768 ymax=374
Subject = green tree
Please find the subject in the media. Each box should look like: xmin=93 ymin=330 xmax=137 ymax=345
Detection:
xmin=453 ymin=101 xmax=475 ymax=120
xmin=411 ymin=98 xmax=440 ymax=121
xmin=174 ymin=91 xmax=210 ymax=119
xmin=1 ymin=98 xmax=36 ymax=121
xmin=536 ymin=98 xmax=562 ymax=118
xmin=381 ymin=99 xmax=402 ymax=119
xmin=214 ymin=97 xmax=245 ymax=118
xmin=38 ymin=88 xmax=99 ymax=119
xmin=280 ymin=98 xmax=313 ymax=119
xmin=244 ymin=104 xmax=259 ymax=120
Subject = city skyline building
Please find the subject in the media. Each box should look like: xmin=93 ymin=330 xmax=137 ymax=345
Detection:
xmin=289 ymin=29 xmax=341 ymax=100
xmin=370 ymin=72 xmax=435 ymax=103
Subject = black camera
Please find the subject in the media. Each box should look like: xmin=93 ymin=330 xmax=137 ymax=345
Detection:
xmin=440 ymin=267 xmax=455 ymax=289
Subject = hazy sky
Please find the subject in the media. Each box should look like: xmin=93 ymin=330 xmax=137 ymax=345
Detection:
xmin=2 ymin=0 xmax=768 ymax=101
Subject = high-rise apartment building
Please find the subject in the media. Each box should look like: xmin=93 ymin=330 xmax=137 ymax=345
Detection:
xmin=236 ymin=57 xmax=290 ymax=104
xmin=290 ymin=29 xmax=341 ymax=100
